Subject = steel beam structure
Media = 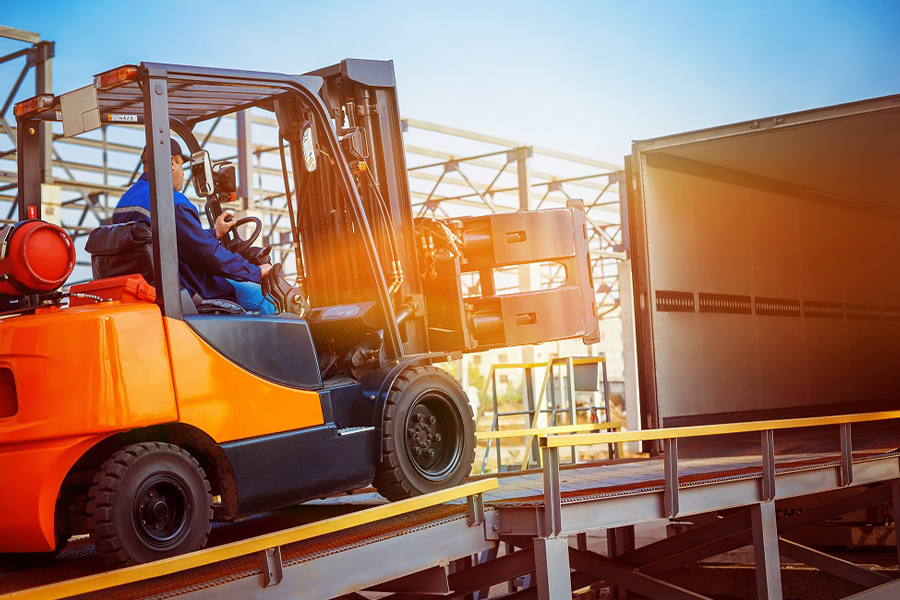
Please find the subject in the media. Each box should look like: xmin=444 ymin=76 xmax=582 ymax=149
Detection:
xmin=0 ymin=27 xmax=53 ymax=205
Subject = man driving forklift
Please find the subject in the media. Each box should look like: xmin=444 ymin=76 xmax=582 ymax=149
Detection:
xmin=112 ymin=139 xmax=275 ymax=313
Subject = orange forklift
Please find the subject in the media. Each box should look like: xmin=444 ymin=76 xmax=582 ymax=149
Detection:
xmin=1 ymin=60 xmax=599 ymax=568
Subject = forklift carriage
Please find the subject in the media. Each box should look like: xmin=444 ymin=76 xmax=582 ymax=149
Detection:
xmin=2 ymin=60 xmax=599 ymax=567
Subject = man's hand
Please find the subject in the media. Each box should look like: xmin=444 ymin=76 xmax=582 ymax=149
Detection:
xmin=215 ymin=212 xmax=236 ymax=240
xmin=260 ymin=263 xmax=273 ymax=279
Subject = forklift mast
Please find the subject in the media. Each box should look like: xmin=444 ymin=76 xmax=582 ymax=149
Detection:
xmin=306 ymin=60 xmax=599 ymax=357
xmin=307 ymin=60 xmax=428 ymax=355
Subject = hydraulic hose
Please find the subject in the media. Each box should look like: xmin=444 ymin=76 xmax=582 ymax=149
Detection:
xmin=278 ymin=133 xmax=306 ymax=287
xmin=362 ymin=168 xmax=404 ymax=294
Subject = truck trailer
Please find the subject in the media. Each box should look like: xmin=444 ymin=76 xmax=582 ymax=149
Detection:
xmin=626 ymin=93 xmax=900 ymax=430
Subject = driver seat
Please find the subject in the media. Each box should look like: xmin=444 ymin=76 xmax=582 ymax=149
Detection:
xmin=86 ymin=222 xmax=244 ymax=315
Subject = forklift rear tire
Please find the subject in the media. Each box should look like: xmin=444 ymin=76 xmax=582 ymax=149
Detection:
xmin=373 ymin=366 xmax=476 ymax=500
xmin=86 ymin=442 xmax=213 ymax=568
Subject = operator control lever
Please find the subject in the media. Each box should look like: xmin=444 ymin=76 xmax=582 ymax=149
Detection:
xmin=261 ymin=262 xmax=309 ymax=315
xmin=242 ymin=244 xmax=272 ymax=266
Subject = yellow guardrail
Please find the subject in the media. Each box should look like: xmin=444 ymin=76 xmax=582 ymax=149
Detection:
xmin=3 ymin=478 xmax=499 ymax=600
xmin=540 ymin=409 xmax=900 ymax=448
xmin=537 ymin=409 xmax=900 ymax=538
xmin=476 ymin=421 xmax=624 ymax=440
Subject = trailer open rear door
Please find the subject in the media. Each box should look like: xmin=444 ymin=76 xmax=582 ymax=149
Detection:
xmin=626 ymin=94 xmax=900 ymax=429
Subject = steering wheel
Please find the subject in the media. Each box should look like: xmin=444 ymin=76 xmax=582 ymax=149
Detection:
xmin=223 ymin=216 xmax=263 ymax=256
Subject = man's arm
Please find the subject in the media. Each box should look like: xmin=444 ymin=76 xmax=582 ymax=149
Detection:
xmin=174 ymin=203 xmax=262 ymax=283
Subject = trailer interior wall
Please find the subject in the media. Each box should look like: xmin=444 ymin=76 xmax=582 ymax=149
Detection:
xmin=630 ymin=95 xmax=900 ymax=427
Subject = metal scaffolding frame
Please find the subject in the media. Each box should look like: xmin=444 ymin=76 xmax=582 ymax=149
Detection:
xmin=0 ymin=31 xmax=626 ymax=318
xmin=403 ymin=117 xmax=625 ymax=314
xmin=0 ymin=27 xmax=52 ymax=205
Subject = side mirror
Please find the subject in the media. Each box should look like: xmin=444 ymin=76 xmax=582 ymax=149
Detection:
xmin=339 ymin=127 xmax=368 ymax=162
xmin=212 ymin=162 xmax=237 ymax=194
xmin=191 ymin=150 xmax=214 ymax=197
xmin=301 ymin=122 xmax=318 ymax=173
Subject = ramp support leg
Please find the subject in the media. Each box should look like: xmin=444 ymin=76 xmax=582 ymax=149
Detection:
xmin=751 ymin=501 xmax=783 ymax=600
xmin=608 ymin=525 xmax=636 ymax=599
xmin=534 ymin=536 xmax=572 ymax=600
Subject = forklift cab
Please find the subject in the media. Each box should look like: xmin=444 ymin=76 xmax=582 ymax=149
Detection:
xmin=85 ymin=143 xmax=269 ymax=317
xmin=7 ymin=63 xmax=468 ymax=563
xmin=16 ymin=62 xmax=412 ymax=391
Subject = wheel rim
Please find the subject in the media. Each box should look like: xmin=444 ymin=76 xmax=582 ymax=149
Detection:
xmin=131 ymin=474 xmax=193 ymax=549
xmin=404 ymin=390 xmax=464 ymax=482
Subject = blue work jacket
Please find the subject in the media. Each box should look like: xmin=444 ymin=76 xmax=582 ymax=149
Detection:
xmin=113 ymin=173 xmax=261 ymax=300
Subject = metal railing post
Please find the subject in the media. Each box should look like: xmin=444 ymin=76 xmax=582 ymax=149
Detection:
xmin=761 ymin=429 xmax=776 ymax=502
xmin=466 ymin=492 xmax=485 ymax=527
xmin=260 ymin=546 xmax=284 ymax=587
xmin=524 ymin=365 xmax=539 ymax=468
xmin=840 ymin=423 xmax=853 ymax=487
xmin=547 ymin=362 xmax=557 ymax=426
xmin=541 ymin=446 xmax=562 ymax=537
xmin=663 ymin=438 xmax=679 ymax=518
xmin=492 ymin=369 xmax=502 ymax=471
xmin=602 ymin=358 xmax=617 ymax=459
xmin=565 ymin=357 xmax=579 ymax=464
xmin=479 ymin=410 xmax=498 ymax=475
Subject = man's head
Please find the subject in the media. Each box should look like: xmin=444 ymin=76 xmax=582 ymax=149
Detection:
xmin=141 ymin=138 xmax=190 ymax=192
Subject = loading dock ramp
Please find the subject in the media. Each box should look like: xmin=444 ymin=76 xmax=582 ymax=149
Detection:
xmin=3 ymin=411 xmax=900 ymax=600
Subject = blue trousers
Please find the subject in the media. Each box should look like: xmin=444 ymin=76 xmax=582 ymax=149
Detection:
xmin=229 ymin=280 xmax=277 ymax=314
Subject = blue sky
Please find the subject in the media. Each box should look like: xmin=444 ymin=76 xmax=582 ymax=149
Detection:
xmin=3 ymin=0 xmax=899 ymax=162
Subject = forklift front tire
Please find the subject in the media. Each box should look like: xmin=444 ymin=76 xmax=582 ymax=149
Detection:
xmin=86 ymin=442 xmax=213 ymax=568
xmin=374 ymin=366 xmax=476 ymax=501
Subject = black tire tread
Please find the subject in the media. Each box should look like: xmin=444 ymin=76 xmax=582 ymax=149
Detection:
xmin=373 ymin=366 xmax=475 ymax=501
xmin=85 ymin=442 xmax=212 ymax=568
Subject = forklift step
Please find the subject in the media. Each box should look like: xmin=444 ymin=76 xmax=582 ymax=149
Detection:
xmin=337 ymin=426 xmax=375 ymax=436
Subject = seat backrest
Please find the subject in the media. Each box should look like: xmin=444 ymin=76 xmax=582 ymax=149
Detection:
xmin=85 ymin=222 xmax=155 ymax=283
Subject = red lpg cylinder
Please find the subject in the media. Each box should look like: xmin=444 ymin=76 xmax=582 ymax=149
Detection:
xmin=0 ymin=221 xmax=75 ymax=297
